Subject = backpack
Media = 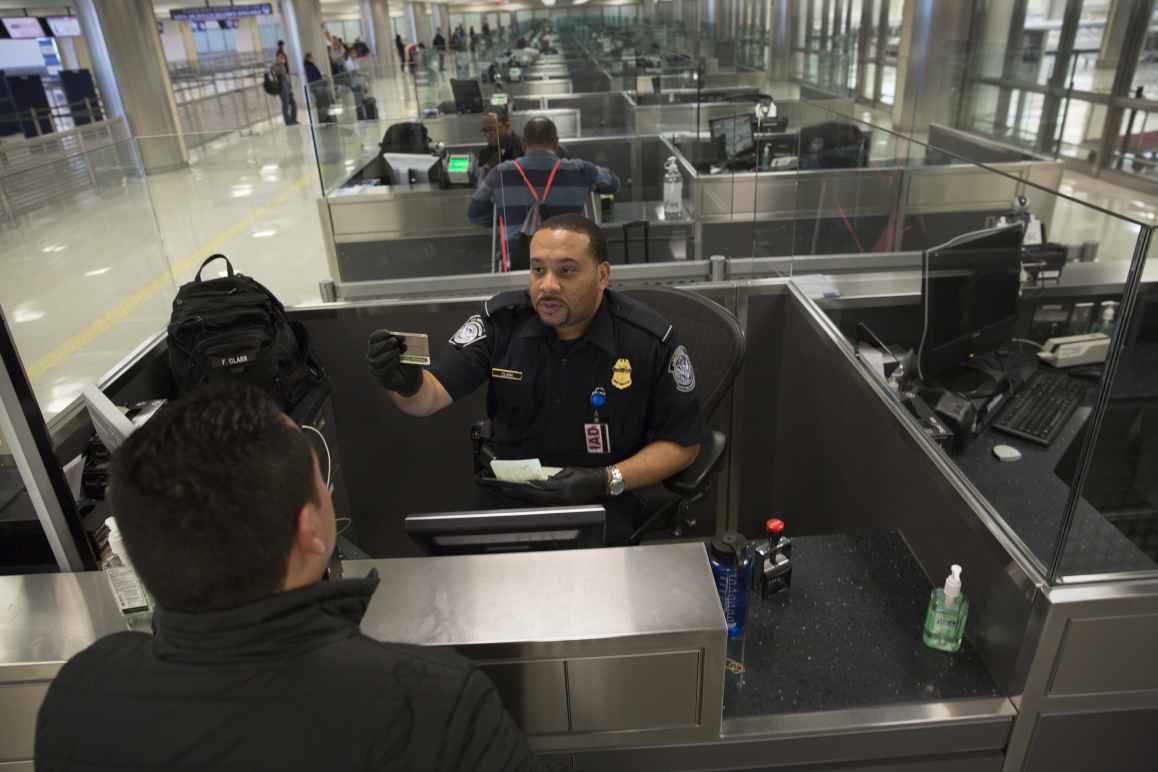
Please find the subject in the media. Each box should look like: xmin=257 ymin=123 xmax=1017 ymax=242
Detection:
xmin=380 ymin=122 xmax=432 ymax=154
xmin=166 ymin=255 xmax=326 ymax=412
xmin=262 ymin=69 xmax=280 ymax=96
xmin=501 ymin=159 xmax=561 ymax=271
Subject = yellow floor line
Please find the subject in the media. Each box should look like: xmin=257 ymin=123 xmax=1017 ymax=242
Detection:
xmin=26 ymin=172 xmax=314 ymax=382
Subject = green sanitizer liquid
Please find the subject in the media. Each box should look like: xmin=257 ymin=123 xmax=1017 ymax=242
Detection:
xmin=923 ymin=565 xmax=969 ymax=653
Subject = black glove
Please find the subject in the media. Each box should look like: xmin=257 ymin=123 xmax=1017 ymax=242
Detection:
xmin=366 ymin=330 xmax=422 ymax=397
xmin=477 ymin=466 xmax=608 ymax=506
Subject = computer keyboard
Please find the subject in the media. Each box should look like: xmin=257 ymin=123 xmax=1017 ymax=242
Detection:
xmin=993 ymin=370 xmax=1087 ymax=446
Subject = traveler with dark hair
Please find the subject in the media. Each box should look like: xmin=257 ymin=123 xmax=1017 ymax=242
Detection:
xmin=367 ymin=214 xmax=705 ymax=544
xmin=272 ymin=49 xmax=297 ymax=126
xmin=468 ymin=117 xmax=619 ymax=270
xmin=35 ymin=384 xmax=540 ymax=771
xmin=477 ymin=106 xmax=524 ymax=173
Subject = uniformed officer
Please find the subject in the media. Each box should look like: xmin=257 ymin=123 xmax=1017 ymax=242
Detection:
xmin=366 ymin=213 xmax=705 ymax=544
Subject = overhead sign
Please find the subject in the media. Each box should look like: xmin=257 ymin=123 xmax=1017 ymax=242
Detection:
xmin=1 ymin=17 xmax=45 ymax=39
xmin=45 ymin=16 xmax=82 ymax=37
xmin=170 ymin=3 xmax=272 ymax=22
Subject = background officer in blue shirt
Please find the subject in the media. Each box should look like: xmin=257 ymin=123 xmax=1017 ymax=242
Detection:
xmin=367 ymin=214 xmax=704 ymax=543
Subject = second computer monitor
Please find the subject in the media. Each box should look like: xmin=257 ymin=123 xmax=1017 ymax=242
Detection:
xmin=451 ymin=79 xmax=486 ymax=114
xmin=404 ymin=505 xmax=606 ymax=555
xmin=709 ymin=113 xmax=755 ymax=161
xmin=919 ymin=223 xmax=1025 ymax=379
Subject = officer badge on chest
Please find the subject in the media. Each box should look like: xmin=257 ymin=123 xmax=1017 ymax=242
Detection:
xmin=611 ymin=358 xmax=632 ymax=390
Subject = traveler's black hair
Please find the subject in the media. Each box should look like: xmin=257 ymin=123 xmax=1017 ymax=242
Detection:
xmin=523 ymin=116 xmax=559 ymax=147
xmin=109 ymin=383 xmax=319 ymax=612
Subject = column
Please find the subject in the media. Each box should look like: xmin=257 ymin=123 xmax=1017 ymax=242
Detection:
xmin=360 ymin=0 xmax=395 ymax=63
xmin=281 ymin=0 xmax=328 ymax=76
xmin=891 ymin=0 xmax=975 ymax=132
xmin=409 ymin=2 xmax=433 ymax=46
xmin=1097 ymin=0 xmax=1132 ymax=69
xmin=1035 ymin=0 xmax=1081 ymax=153
xmin=179 ymin=21 xmax=200 ymax=65
xmin=75 ymin=0 xmax=187 ymax=173
xmin=439 ymin=3 xmax=452 ymax=34
xmin=767 ymin=0 xmax=793 ymax=80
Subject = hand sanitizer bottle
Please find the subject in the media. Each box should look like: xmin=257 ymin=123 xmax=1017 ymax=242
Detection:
xmin=663 ymin=157 xmax=683 ymax=218
xmin=923 ymin=564 xmax=968 ymax=652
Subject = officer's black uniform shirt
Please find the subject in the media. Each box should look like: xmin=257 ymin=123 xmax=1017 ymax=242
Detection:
xmin=431 ymin=288 xmax=705 ymax=468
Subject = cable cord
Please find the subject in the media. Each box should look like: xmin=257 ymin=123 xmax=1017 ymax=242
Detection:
xmin=917 ymin=249 xmax=930 ymax=383
xmin=301 ymin=424 xmax=332 ymax=492
xmin=1009 ymin=338 xmax=1044 ymax=351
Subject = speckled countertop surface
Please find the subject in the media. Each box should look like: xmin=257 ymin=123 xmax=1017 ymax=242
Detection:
xmin=723 ymin=530 xmax=1001 ymax=718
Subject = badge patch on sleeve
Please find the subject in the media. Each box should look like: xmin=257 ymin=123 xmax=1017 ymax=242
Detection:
xmin=669 ymin=345 xmax=696 ymax=393
xmin=450 ymin=315 xmax=487 ymax=347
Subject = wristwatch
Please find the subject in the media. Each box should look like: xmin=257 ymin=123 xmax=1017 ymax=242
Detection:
xmin=606 ymin=466 xmax=625 ymax=496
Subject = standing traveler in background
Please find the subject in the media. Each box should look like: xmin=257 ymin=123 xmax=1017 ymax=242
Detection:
xmin=303 ymin=53 xmax=334 ymax=123
xmin=35 ymin=384 xmax=542 ymax=772
xmin=395 ymin=33 xmax=406 ymax=64
xmin=433 ymin=28 xmax=447 ymax=70
xmin=272 ymin=49 xmax=297 ymax=126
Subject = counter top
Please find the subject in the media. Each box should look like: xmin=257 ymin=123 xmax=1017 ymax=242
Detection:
xmin=355 ymin=542 xmax=725 ymax=649
xmin=602 ymin=200 xmax=696 ymax=227
xmin=724 ymin=530 xmax=1000 ymax=718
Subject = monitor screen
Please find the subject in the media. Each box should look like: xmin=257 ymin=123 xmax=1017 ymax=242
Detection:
xmin=710 ymin=114 xmax=755 ymax=160
xmin=447 ymin=155 xmax=471 ymax=174
xmin=405 ymin=505 xmax=606 ymax=555
xmin=46 ymin=16 xmax=81 ymax=36
xmin=2 ymin=17 xmax=45 ymax=38
xmin=920 ymin=223 xmax=1024 ymax=378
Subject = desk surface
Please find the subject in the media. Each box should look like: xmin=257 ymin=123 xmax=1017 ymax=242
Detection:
xmin=724 ymin=530 xmax=1000 ymax=718
xmin=954 ymin=356 xmax=1156 ymax=577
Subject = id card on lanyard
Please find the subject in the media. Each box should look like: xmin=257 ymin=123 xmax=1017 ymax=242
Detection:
xmin=585 ymin=387 xmax=610 ymax=454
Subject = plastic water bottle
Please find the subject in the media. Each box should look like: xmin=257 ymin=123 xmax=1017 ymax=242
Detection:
xmin=663 ymin=156 xmax=683 ymax=219
xmin=707 ymin=532 xmax=752 ymax=638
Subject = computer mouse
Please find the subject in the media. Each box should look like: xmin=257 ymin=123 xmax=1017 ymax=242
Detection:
xmin=992 ymin=444 xmax=1022 ymax=463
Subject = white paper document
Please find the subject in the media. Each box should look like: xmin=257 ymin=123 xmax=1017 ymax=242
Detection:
xmin=489 ymin=459 xmax=562 ymax=483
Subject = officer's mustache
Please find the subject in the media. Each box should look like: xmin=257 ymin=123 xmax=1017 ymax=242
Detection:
xmin=535 ymin=294 xmax=566 ymax=305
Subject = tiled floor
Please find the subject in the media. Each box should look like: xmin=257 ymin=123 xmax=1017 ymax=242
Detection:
xmin=2 ymin=65 xmax=1157 ymax=423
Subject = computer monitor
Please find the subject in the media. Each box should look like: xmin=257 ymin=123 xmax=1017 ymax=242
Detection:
xmin=709 ymin=113 xmax=756 ymax=161
xmin=919 ymin=223 xmax=1025 ymax=380
xmin=450 ymin=79 xmax=485 ymax=114
xmin=404 ymin=505 xmax=606 ymax=555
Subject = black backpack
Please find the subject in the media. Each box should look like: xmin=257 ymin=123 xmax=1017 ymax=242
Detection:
xmin=167 ymin=255 xmax=326 ymax=412
xmin=263 ymin=69 xmax=280 ymax=95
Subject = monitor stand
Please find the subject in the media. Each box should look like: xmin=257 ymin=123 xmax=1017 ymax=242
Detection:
xmin=932 ymin=360 xmax=1010 ymax=400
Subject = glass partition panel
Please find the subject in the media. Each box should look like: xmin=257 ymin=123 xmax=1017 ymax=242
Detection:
xmin=1056 ymin=229 xmax=1158 ymax=582
xmin=0 ymin=137 xmax=174 ymax=422
xmin=784 ymin=95 xmax=1152 ymax=581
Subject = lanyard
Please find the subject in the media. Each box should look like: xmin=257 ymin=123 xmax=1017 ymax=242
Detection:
xmin=512 ymin=159 xmax=561 ymax=204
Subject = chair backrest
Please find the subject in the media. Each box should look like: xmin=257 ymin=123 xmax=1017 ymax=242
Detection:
xmin=623 ymin=287 xmax=745 ymax=419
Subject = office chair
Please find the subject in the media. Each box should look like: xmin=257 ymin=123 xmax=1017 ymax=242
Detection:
xmin=622 ymin=287 xmax=746 ymax=543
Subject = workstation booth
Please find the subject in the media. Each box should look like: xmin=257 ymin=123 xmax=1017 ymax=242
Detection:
xmin=3 ymin=92 xmax=1158 ymax=772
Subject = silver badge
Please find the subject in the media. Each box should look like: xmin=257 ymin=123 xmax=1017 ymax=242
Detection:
xmin=450 ymin=315 xmax=487 ymax=347
xmin=669 ymin=345 xmax=696 ymax=393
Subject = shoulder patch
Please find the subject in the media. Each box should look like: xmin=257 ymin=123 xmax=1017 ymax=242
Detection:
xmin=669 ymin=345 xmax=696 ymax=393
xmin=450 ymin=315 xmax=487 ymax=347
xmin=609 ymin=292 xmax=674 ymax=342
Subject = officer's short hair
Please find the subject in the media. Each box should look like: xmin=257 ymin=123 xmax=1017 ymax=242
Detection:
xmin=524 ymin=117 xmax=558 ymax=147
xmin=539 ymin=213 xmax=607 ymax=264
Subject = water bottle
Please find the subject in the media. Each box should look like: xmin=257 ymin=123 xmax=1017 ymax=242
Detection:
xmin=707 ymin=532 xmax=752 ymax=638
xmin=663 ymin=156 xmax=683 ymax=219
